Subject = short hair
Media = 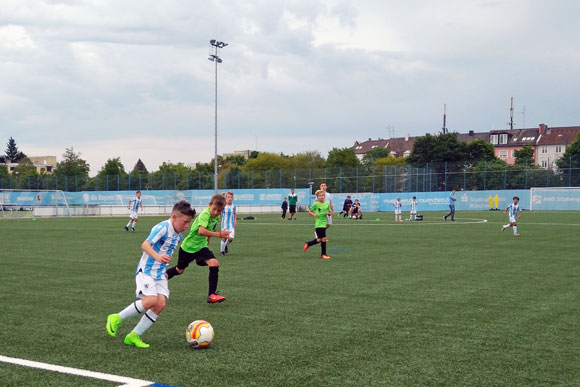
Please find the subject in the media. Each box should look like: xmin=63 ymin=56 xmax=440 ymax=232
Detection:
xmin=346 ymin=195 xmax=351 ymax=198
xmin=225 ymin=191 xmax=234 ymax=197
xmin=136 ymin=190 xmax=141 ymax=193
xmin=315 ymin=189 xmax=325 ymax=196
xmin=172 ymin=200 xmax=196 ymax=217
xmin=513 ymin=196 xmax=520 ymax=201
xmin=413 ymin=196 xmax=416 ymax=199
xmin=210 ymin=193 xmax=227 ymax=207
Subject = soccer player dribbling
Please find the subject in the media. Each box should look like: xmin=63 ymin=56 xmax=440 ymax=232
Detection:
xmin=303 ymin=190 xmax=332 ymax=259
xmin=165 ymin=194 xmax=230 ymax=303
xmin=106 ymin=201 xmax=196 ymax=348
xmin=501 ymin=196 xmax=522 ymax=237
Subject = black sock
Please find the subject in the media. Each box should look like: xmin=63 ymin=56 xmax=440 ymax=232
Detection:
xmin=208 ymin=266 xmax=219 ymax=295
xmin=307 ymin=239 xmax=319 ymax=246
xmin=321 ymin=242 xmax=327 ymax=256
xmin=166 ymin=266 xmax=181 ymax=280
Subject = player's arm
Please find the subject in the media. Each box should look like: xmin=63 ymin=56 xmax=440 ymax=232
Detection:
xmin=199 ymin=225 xmax=229 ymax=239
xmin=504 ymin=206 xmax=509 ymax=215
xmin=517 ymin=209 xmax=522 ymax=219
xmin=141 ymin=240 xmax=171 ymax=264
xmin=128 ymin=200 xmax=131 ymax=209
xmin=308 ymin=209 xmax=318 ymax=217
xmin=234 ymin=207 xmax=238 ymax=227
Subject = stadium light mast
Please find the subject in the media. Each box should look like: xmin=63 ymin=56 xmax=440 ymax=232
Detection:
xmin=442 ymin=103 xmax=447 ymax=134
xmin=208 ymin=39 xmax=228 ymax=194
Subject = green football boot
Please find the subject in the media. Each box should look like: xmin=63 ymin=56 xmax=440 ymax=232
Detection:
xmin=124 ymin=331 xmax=150 ymax=348
xmin=106 ymin=314 xmax=122 ymax=337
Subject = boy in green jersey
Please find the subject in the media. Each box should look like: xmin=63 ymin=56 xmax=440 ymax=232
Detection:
xmin=303 ymin=190 xmax=332 ymax=259
xmin=288 ymin=188 xmax=298 ymax=220
xmin=166 ymin=194 xmax=230 ymax=303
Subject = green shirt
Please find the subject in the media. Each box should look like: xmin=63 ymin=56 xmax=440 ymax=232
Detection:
xmin=288 ymin=194 xmax=298 ymax=206
xmin=181 ymin=207 xmax=220 ymax=253
xmin=310 ymin=201 xmax=330 ymax=228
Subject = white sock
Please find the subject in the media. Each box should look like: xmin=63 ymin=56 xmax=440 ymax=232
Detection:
xmin=126 ymin=221 xmax=132 ymax=227
xmin=220 ymin=240 xmax=226 ymax=253
xmin=131 ymin=221 xmax=136 ymax=229
xmin=513 ymin=226 xmax=518 ymax=235
xmin=133 ymin=310 xmax=158 ymax=335
xmin=119 ymin=300 xmax=144 ymax=320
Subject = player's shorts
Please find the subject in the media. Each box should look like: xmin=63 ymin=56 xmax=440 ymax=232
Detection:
xmin=326 ymin=215 xmax=333 ymax=225
xmin=177 ymin=247 xmax=215 ymax=269
xmin=315 ymin=227 xmax=327 ymax=239
xmin=222 ymin=227 xmax=235 ymax=239
xmin=135 ymin=271 xmax=169 ymax=299
xmin=130 ymin=211 xmax=139 ymax=219
xmin=289 ymin=205 xmax=296 ymax=214
xmin=509 ymin=216 xmax=516 ymax=223
xmin=394 ymin=210 xmax=401 ymax=215
xmin=410 ymin=210 xmax=417 ymax=215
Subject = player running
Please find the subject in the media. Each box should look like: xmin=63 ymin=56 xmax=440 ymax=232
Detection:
xmin=125 ymin=190 xmax=143 ymax=232
xmin=501 ymin=196 xmax=522 ymax=237
xmin=220 ymin=192 xmax=237 ymax=256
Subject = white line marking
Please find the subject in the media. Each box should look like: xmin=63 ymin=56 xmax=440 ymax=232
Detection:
xmin=240 ymin=219 xmax=489 ymax=226
xmin=0 ymin=355 xmax=154 ymax=387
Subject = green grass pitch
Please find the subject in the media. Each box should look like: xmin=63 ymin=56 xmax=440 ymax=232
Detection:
xmin=1 ymin=211 xmax=580 ymax=386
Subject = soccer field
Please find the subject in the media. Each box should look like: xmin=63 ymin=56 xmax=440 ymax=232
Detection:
xmin=1 ymin=211 xmax=580 ymax=386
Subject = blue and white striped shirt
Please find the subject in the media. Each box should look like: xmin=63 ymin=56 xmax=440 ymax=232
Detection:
xmin=410 ymin=199 xmax=418 ymax=212
xmin=506 ymin=203 xmax=521 ymax=218
xmin=221 ymin=204 xmax=237 ymax=230
xmin=130 ymin=196 xmax=142 ymax=212
xmin=136 ymin=219 xmax=182 ymax=280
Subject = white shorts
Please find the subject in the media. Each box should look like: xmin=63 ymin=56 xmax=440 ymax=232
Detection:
xmin=394 ymin=210 xmax=401 ymax=215
xmin=135 ymin=271 xmax=169 ymax=299
xmin=509 ymin=216 xmax=516 ymax=223
xmin=223 ymin=227 xmax=235 ymax=239
xmin=410 ymin=210 xmax=417 ymax=215
xmin=130 ymin=211 xmax=139 ymax=219
xmin=326 ymin=215 xmax=333 ymax=225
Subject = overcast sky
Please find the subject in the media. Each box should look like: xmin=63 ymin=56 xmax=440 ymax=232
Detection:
xmin=1 ymin=0 xmax=579 ymax=175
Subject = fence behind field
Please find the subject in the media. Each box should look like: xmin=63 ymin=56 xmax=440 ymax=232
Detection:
xmin=2 ymin=158 xmax=580 ymax=193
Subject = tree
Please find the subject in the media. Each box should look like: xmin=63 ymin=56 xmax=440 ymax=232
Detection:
xmin=13 ymin=157 xmax=37 ymax=176
xmin=375 ymin=155 xmax=407 ymax=167
xmin=131 ymin=159 xmax=149 ymax=174
xmin=407 ymin=133 xmax=467 ymax=166
xmin=95 ymin=157 xmax=127 ymax=190
xmin=290 ymin=151 xmax=325 ymax=169
xmin=513 ymin=145 xmax=534 ymax=165
xmin=5 ymin=137 xmax=27 ymax=162
xmin=362 ymin=147 xmax=390 ymax=165
xmin=0 ymin=164 xmax=8 ymax=178
xmin=556 ymin=132 xmax=580 ymax=170
xmin=243 ymin=152 xmax=291 ymax=171
xmin=55 ymin=147 xmax=90 ymax=176
xmin=326 ymin=147 xmax=360 ymax=168
xmin=465 ymin=139 xmax=496 ymax=164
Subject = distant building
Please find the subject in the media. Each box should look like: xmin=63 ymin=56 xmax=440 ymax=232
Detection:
xmin=4 ymin=156 xmax=56 ymax=174
xmin=488 ymin=128 xmax=540 ymax=164
xmin=353 ymin=135 xmax=416 ymax=160
xmin=222 ymin=150 xmax=255 ymax=160
xmin=535 ymin=125 xmax=580 ymax=169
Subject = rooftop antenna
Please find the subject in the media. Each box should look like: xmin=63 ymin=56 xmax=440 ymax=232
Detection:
xmin=521 ymin=105 xmax=526 ymax=129
xmin=507 ymin=97 xmax=515 ymax=130
xmin=442 ymin=103 xmax=447 ymax=134
xmin=386 ymin=124 xmax=395 ymax=139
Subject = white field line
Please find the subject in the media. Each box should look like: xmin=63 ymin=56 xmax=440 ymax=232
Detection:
xmin=239 ymin=219 xmax=489 ymax=226
xmin=0 ymin=355 xmax=155 ymax=387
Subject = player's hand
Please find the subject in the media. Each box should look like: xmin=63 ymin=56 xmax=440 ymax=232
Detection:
xmin=219 ymin=230 xmax=231 ymax=238
xmin=158 ymin=254 xmax=171 ymax=264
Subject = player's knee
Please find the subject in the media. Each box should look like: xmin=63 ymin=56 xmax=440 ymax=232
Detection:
xmin=207 ymin=258 xmax=219 ymax=267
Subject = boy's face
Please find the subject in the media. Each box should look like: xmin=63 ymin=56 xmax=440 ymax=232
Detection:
xmin=513 ymin=198 xmax=519 ymax=204
xmin=316 ymin=192 xmax=325 ymax=202
xmin=209 ymin=203 xmax=225 ymax=218
xmin=320 ymin=183 xmax=327 ymax=191
xmin=136 ymin=192 xmax=141 ymax=198
xmin=172 ymin=213 xmax=193 ymax=233
xmin=226 ymin=194 xmax=234 ymax=205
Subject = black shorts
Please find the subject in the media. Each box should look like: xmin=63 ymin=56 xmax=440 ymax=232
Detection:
xmin=289 ymin=205 xmax=296 ymax=214
xmin=315 ymin=227 xmax=326 ymax=239
xmin=177 ymin=247 xmax=215 ymax=269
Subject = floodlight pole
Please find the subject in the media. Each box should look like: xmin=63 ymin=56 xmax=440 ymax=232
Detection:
xmin=209 ymin=39 xmax=228 ymax=194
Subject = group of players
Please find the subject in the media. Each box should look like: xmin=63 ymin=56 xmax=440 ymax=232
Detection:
xmin=108 ymin=185 xmax=522 ymax=348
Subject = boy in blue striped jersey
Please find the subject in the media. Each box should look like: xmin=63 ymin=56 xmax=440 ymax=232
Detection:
xmin=220 ymin=192 xmax=237 ymax=256
xmin=125 ymin=190 xmax=143 ymax=232
xmin=501 ymin=196 xmax=522 ymax=237
xmin=106 ymin=201 xmax=196 ymax=348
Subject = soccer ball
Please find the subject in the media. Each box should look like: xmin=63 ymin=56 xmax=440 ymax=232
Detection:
xmin=186 ymin=320 xmax=214 ymax=349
